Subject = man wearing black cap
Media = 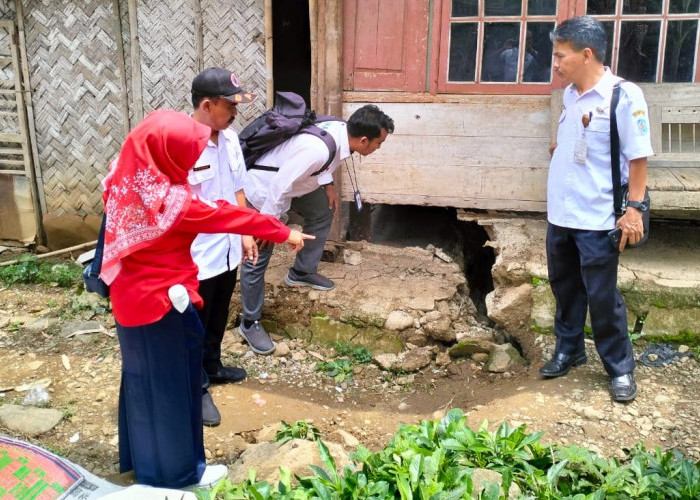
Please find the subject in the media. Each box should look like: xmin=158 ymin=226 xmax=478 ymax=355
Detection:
xmin=189 ymin=67 xmax=257 ymax=426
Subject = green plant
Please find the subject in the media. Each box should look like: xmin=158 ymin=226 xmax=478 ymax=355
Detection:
xmin=0 ymin=256 xmax=82 ymax=288
xmin=316 ymin=358 xmax=354 ymax=383
xmin=275 ymin=420 xmax=322 ymax=444
xmin=332 ymin=341 xmax=372 ymax=364
xmin=7 ymin=321 xmax=22 ymax=332
xmin=201 ymin=411 xmax=700 ymax=500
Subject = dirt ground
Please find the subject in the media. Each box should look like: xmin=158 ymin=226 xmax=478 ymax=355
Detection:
xmin=1 ymin=278 xmax=698 ymax=482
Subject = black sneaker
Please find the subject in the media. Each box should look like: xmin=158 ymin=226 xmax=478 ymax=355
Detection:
xmin=202 ymin=392 xmax=221 ymax=427
xmin=284 ymin=270 xmax=335 ymax=291
xmin=238 ymin=321 xmax=275 ymax=355
xmin=207 ymin=366 xmax=247 ymax=384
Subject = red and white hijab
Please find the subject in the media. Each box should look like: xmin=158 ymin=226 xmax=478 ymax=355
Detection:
xmin=100 ymin=110 xmax=211 ymax=284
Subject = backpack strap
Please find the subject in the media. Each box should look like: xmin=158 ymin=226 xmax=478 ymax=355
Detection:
xmin=610 ymin=81 xmax=624 ymax=217
xmin=248 ymin=124 xmax=338 ymax=176
xmin=301 ymin=125 xmax=338 ymax=176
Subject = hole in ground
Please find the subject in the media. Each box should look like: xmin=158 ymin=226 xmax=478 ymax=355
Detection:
xmin=347 ymin=204 xmax=496 ymax=323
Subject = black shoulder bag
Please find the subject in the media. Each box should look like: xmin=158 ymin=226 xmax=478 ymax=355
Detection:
xmin=610 ymin=82 xmax=650 ymax=248
xmin=82 ymin=215 xmax=110 ymax=298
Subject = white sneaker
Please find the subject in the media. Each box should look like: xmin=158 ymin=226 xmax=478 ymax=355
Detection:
xmin=183 ymin=464 xmax=228 ymax=490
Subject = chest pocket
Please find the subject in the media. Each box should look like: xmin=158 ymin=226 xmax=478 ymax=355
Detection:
xmin=188 ymin=164 xmax=215 ymax=186
xmin=585 ymin=115 xmax=611 ymax=152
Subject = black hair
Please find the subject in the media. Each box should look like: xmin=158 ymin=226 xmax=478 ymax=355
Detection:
xmin=347 ymin=104 xmax=394 ymax=139
xmin=551 ymin=16 xmax=607 ymax=63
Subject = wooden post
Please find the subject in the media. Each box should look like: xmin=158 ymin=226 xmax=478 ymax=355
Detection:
xmin=264 ymin=0 xmax=274 ymax=106
xmin=322 ymin=0 xmax=343 ymax=241
xmin=127 ymin=0 xmax=144 ymax=122
xmin=194 ymin=0 xmax=203 ymax=72
xmin=13 ymin=0 xmax=46 ymax=244
xmin=112 ymin=0 xmax=131 ymax=137
xmin=309 ymin=0 xmax=318 ymax=110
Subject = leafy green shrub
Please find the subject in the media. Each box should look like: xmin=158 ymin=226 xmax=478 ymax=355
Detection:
xmin=333 ymin=341 xmax=372 ymax=364
xmin=316 ymin=359 xmax=354 ymax=383
xmin=0 ymin=255 xmax=82 ymax=288
xmin=198 ymin=409 xmax=700 ymax=500
xmin=275 ymin=420 xmax=322 ymax=444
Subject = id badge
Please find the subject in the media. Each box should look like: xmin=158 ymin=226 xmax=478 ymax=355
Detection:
xmin=573 ymin=138 xmax=587 ymax=164
xmin=354 ymin=189 xmax=363 ymax=211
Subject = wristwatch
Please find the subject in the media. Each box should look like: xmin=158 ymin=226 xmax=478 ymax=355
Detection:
xmin=626 ymin=200 xmax=649 ymax=212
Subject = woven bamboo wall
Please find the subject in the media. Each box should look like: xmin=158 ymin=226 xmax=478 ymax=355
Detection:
xmin=201 ymin=0 xmax=267 ymax=123
xmin=17 ymin=0 xmax=267 ymax=216
xmin=21 ymin=0 xmax=125 ymax=215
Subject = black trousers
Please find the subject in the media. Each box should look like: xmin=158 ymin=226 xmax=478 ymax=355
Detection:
xmin=197 ymin=268 xmax=238 ymax=379
xmin=546 ymin=223 xmax=635 ymax=377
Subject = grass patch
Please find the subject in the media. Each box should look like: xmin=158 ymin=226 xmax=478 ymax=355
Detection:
xmin=0 ymin=255 xmax=82 ymax=288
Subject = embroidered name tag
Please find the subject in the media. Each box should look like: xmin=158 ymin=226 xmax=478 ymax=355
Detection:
xmin=193 ymin=164 xmax=211 ymax=171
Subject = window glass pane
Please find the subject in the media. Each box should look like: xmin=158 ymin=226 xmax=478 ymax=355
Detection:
xmin=617 ymin=21 xmax=660 ymax=82
xmin=601 ymin=21 xmax=614 ymax=67
xmin=670 ymin=0 xmax=700 ymax=13
xmin=528 ymin=0 xmax=556 ymax=15
xmin=449 ymin=23 xmax=478 ymax=81
xmin=587 ymin=0 xmax=616 ymax=15
xmin=663 ymin=20 xmax=698 ymax=82
xmin=452 ymin=0 xmax=478 ymax=17
xmin=524 ymin=22 xmax=554 ymax=82
xmin=623 ymin=0 xmax=662 ymax=15
xmin=485 ymin=0 xmax=521 ymax=16
xmin=481 ymin=22 xmax=521 ymax=81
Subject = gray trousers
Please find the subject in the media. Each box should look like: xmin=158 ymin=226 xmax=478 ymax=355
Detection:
xmin=240 ymin=187 xmax=333 ymax=321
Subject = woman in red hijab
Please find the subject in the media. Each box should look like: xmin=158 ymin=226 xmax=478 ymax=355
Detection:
xmin=100 ymin=110 xmax=309 ymax=488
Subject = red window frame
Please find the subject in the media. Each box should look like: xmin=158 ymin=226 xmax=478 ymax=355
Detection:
xmin=436 ymin=0 xmax=574 ymax=95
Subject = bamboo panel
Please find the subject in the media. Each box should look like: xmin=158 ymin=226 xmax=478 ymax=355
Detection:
xmin=135 ymin=0 xmax=198 ymax=114
xmin=201 ymin=0 xmax=267 ymax=126
xmin=21 ymin=0 xmax=125 ymax=215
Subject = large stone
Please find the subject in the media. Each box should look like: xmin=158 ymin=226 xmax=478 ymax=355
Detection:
xmin=0 ymin=404 xmax=63 ymax=436
xmin=352 ymin=326 xmax=403 ymax=354
xmin=423 ymin=316 xmax=455 ymax=343
xmin=384 ymin=311 xmax=414 ymax=331
xmin=484 ymin=343 xmax=528 ymax=373
xmin=228 ymin=439 xmax=349 ymax=485
xmin=395 ymin=347 xmax=434 ymax=372
xmin=373 ymin=353 xmax=398 ymax=370
xmin=486 ymin=283 xmax=533 ymax=333
xmin=448 ymin=340 xmax=495 ymax=358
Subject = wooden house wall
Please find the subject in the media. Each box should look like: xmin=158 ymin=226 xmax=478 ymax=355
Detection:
xmin=342 ymin=95 xmax=552 ymax=212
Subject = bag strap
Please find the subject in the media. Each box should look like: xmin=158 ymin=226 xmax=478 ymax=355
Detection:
xmin=610 ymin=81 xmax=624 ymax=217
xmin=91 ymin=214 xmax=106 ymax=275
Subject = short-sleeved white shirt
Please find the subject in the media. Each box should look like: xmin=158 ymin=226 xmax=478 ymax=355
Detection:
xmin=243 ymin=121 xmax=350 ymax=217
xmin=188 ymin=127 xmax=247 ymax=280
xmin=547 ymin=69 xmax=654 ymax=230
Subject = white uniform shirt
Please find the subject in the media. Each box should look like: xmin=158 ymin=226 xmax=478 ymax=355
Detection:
xmin=188 ymin=127 xmax=247 ymax=280
xmin=243 ymin=121 xmax=350 ymax=217
xmin=548 ymin=69 xmax=654 ymax=231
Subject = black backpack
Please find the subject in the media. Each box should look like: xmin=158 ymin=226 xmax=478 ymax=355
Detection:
xmin=239 ymin=91 xmax=344 ymax=176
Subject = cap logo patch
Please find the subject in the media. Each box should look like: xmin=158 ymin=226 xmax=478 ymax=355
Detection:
xmin=234 ymin=94 xmax=243 ymax=102
xmin=231 ymin=74 xmax=240 ymax=87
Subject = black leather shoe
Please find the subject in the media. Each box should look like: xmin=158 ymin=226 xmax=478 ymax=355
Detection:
xmin=207 ymin=366 xmax=247 ymax=384
xmin=611 ymin=373 xmax=637 ymax=402
xmin=539 ymin=351 xmax=587 ymax=378
xmin=202 ymin=392 xmax=221 ymax=427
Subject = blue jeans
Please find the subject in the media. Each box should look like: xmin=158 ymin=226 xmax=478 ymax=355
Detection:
xmin=546 ymin=223 xmax=635 ymax=377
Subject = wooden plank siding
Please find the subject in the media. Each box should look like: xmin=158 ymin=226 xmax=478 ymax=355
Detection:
xmin=342 ymin=84 xmax=700 ymax=217
xmin=342 ymin=96 xmax=552 ymax=211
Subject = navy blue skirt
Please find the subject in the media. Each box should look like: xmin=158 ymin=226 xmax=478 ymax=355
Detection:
xmin=116 ymin=304 xmax=206 ymax=488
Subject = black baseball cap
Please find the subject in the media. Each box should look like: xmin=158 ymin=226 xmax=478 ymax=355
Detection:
xmin=191 ymin=67 xmax=256 ymax=104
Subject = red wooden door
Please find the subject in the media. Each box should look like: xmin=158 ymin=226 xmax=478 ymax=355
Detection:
xmin=343 ymin=0 xmax=430 ymax=92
